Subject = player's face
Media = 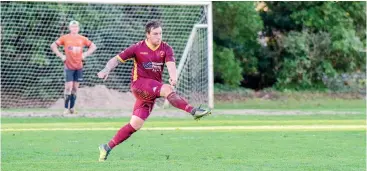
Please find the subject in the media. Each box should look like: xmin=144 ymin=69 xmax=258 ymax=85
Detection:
xmin=146 ymin=27 xmax=162 ymax=46
xmin=69 ymin=24 xmax=79 ymax=34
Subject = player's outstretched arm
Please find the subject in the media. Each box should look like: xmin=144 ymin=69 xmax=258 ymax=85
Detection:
xmin=98 ymin=43 xmax=135 ymax=80
xmin=82 ymin=42 xmax=97 ymax=60
xmin=166 ymin=61 xmax=177 ymax=87
xmin=97 ymin=57 xmax=121 ymax=80
xmin=50 ymin=42 xmax=66 ymax=62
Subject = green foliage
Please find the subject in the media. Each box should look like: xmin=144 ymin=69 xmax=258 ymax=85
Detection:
xmin=275 ymin=31 xmax=337 ymax=88
xmin=214 ymin=44 xmax=243 ymax=86
xmin=260 ymin=1 xmax=366 ymax=90
xmin=213 ymin=1 xmax=365 ymax=91
xmin=214 ymin=83 xmax=251 ymax=93
xmin=213 ymin=2 xmax=264 ymax=87
xmin=213 ymin=2 xmax=263 ymax=45
xmin=322 ymin=73 xmax=366 ymax=93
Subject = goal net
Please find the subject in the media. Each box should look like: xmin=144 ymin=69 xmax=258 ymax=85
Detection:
xmin=0 ymin=1 xmax=213 ymax=110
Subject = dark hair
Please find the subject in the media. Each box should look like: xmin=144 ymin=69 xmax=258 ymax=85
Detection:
xmin=145 ymin=20 xmax=162 ymax=33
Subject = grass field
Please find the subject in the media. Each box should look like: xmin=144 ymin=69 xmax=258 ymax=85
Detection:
xmin=1 ymin=113 xmax=366 ymax=171
xmin=215 ymin=98 xmax=366 ymax=110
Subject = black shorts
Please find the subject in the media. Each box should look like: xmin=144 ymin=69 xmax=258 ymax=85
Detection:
xmin=64 ymin=68 xmax=83 ymax=82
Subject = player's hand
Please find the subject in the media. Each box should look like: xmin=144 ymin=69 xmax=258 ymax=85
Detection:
xmin=97 ymin=70 xmax=109 ymax=81
xmin=169 ymin=78 xmax=177 ymax=87
xmin=82 ymin=52 xmax=87 ymax=60
xmin=60 ymin=55 xmax=66 ymax=62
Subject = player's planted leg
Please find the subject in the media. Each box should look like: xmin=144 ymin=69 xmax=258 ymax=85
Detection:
xmin=98 ymin=144 xmax=111 ymax=162
xmin=99 ymin=115 xmax=143 ymax=161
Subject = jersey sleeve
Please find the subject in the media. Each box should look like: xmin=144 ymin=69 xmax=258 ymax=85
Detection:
xmin=115 ymin=43 xmax=137 ymax=63
xmin=165 ymin=45 xmax=175 ymax=63
xmin=55 ymin=35 xmax=65 ymax=46
xmin=83 ymin=36 xmax=92 ymax=47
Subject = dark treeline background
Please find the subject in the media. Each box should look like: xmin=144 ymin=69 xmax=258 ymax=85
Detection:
xmin=213 ymin=1 xmax=365 ymax=92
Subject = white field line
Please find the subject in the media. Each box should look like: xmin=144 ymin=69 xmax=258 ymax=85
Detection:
xmin=1 ymin=125 xmax=366 ymax=132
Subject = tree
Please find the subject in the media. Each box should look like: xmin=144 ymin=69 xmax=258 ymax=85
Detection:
xmin=213 ymin=1 xmax=263 ymax=87
xmin=259 ymin=1 xmax=366 ymax=89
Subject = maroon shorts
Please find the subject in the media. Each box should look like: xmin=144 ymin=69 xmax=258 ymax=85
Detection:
xmin=131 ymin=78 xmax=163 ymax=120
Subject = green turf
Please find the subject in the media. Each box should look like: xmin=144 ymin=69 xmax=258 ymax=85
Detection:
xmin=1 ymin=115 xmax=366 ymax=171
xmin=1 ymin=114 xmax=366 ymax=129
xmin=1 ymin=113 xmax=366 ymax=124
xmin=1 ymin=110 xmax=366 ymax=123
xmin=2 ymin=131 xmax=365 ymax=171
xmin=1 ymin=98 xmax=365 ymax=113
xmin=215 ymin=98 xmax=366 ymax=110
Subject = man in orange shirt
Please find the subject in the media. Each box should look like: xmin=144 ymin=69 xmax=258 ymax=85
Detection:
xmin=50 ymin=20 xmax=97 ymax=114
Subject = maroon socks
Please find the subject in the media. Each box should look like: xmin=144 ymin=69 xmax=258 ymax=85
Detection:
xmin=166 ymin=92 xmax=194 ymax=113
xmin=108 ymin=123 xmax=136 ymax=149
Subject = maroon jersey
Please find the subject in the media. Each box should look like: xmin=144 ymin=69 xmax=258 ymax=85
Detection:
xmin=116 ymin=40 xmax=175 ymax=82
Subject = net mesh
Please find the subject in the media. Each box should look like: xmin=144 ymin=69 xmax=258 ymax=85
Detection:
xmin=1 ymin=1 xmax=209 ymax=109
xmin=175 ymin=27 xmax=208 ymax=108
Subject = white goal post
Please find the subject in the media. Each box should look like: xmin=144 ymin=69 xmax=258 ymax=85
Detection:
xmin=1 ymin=0 xmax=214 ymax=109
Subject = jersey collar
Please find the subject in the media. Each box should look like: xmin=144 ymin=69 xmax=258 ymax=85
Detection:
xmin=145 ymin=39 xmax=160 ymax=51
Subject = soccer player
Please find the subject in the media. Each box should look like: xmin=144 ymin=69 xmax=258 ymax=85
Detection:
xmin=50 ymin=20 xmax=97 ymax=114
xmin=97 ymin=20 xmax=211 ymax=161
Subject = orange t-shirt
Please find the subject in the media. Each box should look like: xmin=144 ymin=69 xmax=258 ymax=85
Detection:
xmin=56 ymin=34 xmax=92 ymax=70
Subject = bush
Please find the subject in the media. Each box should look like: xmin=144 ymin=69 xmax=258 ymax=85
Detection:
xmin=214 ymin=45 xmax=244 ymax=86
xmin=322 ymin=72 xmax=366 ymax=94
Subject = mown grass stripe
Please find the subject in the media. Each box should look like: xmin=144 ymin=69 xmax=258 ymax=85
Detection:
xmin=1 ymin=125 xmax=365 ymax=132
xmin=1 ymin=119 xmax=365 ymax=128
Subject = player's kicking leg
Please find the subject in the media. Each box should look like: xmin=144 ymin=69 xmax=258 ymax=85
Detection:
xmin=160 ymin=84 xmax=211 ymax=120
xmin=189 ymin=105 xmax=212 ymax=120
